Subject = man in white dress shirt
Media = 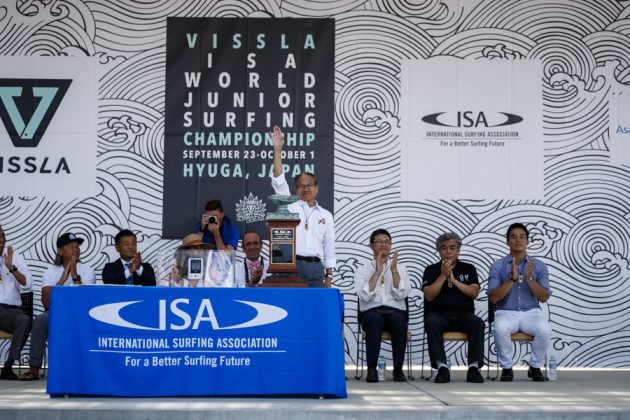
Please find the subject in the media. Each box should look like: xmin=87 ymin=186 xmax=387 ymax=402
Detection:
xmin=19 ymin=232 xmax=96 ymax=381
xmin=0 ymin=225 xmax=32 ymax=380
xmin=270 ymin=126 xmax=336 ymax=288
xmin=234 ymin=231 xmax=268 ymax=287
xmin=355 ymin=228 xmax=411 ymax=383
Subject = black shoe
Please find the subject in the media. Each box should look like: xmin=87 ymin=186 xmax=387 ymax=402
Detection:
xmin=366 ymin=367 xmax=378 ymax=383
xmin=393 ymin=368 xmax=406 ymax=382
xmin=527 ymin=367 xmax=545 ymax=382
xmin=0 ymin=366 xmax=17 ymax=380
xmin=466 ymin=366 xmax=484 ymax=383
xmin=434 ymin=366 xmax=450 ymax=383
xmin=500 ymin=368 xmax=513 ymax=382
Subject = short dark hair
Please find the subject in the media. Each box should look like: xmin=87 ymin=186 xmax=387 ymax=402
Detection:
xmin=369 ymin=229 xmax=391 ymax=244
xmin=294 ymin=172 xmax=318 ymax=187
xmin=204 ymin=199 xmax=224 ymax=212
xmin=241 ymin=230 xmax=262 ymax=243
xmin=115 ymin=229 xmax=136 ymax=245
xmin=506 ymin=223 xmax=529 ymax=240
xmin=435 ymin=232 xmax=462 ymax=251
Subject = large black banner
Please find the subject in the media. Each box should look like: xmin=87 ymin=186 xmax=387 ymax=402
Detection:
xmin=164 ymin=18 xmax=335 ymax=240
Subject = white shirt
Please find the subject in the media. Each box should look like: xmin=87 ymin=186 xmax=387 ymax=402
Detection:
xmin=120 ymin=258 xmax=144 ymax=277
xmin=354 ymin=259 xmax=411 ymax=312
xmin=234 ymin=257 xmax=269 ymax=287
xmin=42 ymin=262 xmax=97 ymax=288
xmin=271 ymin=173 xmax=336 ymax=269
xmin=0 ymin=251 xmax=32 ymax=306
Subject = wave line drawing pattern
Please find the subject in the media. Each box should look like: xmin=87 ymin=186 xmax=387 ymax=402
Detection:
xmin=0 ymin=0 xmax=629 ymax=368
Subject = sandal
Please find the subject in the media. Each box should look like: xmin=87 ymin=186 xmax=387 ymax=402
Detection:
xmin=18 ymin=369 xmax=39 ymax=381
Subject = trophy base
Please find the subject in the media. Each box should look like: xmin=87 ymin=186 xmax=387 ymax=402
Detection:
xmin=259 ymin=273 xmax=307 ymax=288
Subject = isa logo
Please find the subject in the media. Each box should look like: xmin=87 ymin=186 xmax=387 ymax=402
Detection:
xmin=609 ymin=91 xmax=630 ymax=167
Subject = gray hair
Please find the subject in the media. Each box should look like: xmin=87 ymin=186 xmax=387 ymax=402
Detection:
xmin=435 ymin=232 xmax=462 ymax=251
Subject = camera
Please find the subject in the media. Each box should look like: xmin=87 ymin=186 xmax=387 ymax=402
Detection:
xmin=208 ymin=215 xmax=218 ymax=225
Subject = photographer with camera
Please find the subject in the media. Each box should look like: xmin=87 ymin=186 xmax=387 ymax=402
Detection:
xmin=193 ymin=199 xmax=239 ymax=251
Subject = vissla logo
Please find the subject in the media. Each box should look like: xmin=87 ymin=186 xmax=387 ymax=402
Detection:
xmin=0 ymin=79 xmax=72 ymax=147
xmin=88 ymin=298 xmax=288 ymax=331
xmin=421 ymin=111 xmax=523 ymax=128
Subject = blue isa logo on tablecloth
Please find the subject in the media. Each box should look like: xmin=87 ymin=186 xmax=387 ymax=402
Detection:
xmin=88 ymin=298 xmax=288 ymax=330
xmin=47 ymin=287 xmax=348 ymax=398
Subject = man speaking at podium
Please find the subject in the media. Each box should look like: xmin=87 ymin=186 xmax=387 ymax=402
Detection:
xmin=270 ymin=126 xmax=335 ymax=288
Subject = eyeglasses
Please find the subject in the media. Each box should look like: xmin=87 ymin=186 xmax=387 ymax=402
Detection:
xmin=296 ymin=183 xmax=315 ymax=190
xmin=509 ymin=234 xmax=527 ymax=240
xmin=372 ymin=240 xmax=391 ymax=245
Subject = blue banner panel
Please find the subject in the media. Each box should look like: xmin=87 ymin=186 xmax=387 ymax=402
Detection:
xmin=46 ymin=286 xmax=347 ymax=398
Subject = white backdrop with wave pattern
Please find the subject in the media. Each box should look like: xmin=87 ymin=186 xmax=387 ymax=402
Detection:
xmin=1 ymin=0 xmax=629 ymax=368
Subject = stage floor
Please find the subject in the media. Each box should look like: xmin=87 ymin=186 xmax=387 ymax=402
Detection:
xmin=0 ymin=368 xmax=628 ymax=419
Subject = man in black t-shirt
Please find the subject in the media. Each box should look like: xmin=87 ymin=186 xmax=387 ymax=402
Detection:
xmin=422 ymin=232 xmax=485 ymax=384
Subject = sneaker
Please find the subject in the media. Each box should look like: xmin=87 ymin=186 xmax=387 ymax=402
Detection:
xmin=434 ymin=366 xmax=450 ymax=383
xmin=392 ymin=368 xmax=406 ymax=382
xmin=527 ymin=367 xmax=546 ymax=382
xmin=366 ymin=367 xmax=378 ymax=383
xmin=0 ymin=366 xmax=17 ymax=380
xmin=466 ymin=366 xmax=484 ymax=383
xmin=500 ymin=368 xmax=513 ymax=382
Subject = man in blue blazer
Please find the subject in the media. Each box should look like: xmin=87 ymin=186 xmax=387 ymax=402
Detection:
xmin=103 ymin=229 xmax=156 ymax=286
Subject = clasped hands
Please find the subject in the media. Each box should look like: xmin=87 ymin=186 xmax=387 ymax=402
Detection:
xmin=511 ymin=258 xmax=535 ymax=283
xmin=375 ymin=249 xmax=398 ymax=276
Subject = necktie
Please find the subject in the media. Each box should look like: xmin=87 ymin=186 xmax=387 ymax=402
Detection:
xmin=125 ymin=262 xmax=133 ymax=285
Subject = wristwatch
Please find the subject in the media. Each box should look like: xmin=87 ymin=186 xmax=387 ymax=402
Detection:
xmin=9 ymin=265 xmax=18 ymax=274
xmin=72 ymin=275 xmax=82 ymax=283
xmin=510 ymin=277 xmax=517 ymax=283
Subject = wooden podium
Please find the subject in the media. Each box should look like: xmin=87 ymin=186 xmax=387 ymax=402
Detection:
xmin=259 ymin=195 xmax=306 ymax=287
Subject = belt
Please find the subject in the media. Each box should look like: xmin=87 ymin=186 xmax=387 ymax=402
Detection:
xmin=0 ymin=303 xmax=19 ymax=309
xmin=296 ymin=255 xmax=321 ymax=262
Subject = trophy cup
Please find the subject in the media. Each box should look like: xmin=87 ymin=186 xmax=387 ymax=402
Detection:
xmin=261 ymin=194 xmax=306 ymax=287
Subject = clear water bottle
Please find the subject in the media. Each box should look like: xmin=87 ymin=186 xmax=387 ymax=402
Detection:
xmin=377 ymin=355 xmax=386 ymax=381
xmin=548 ymin=355 xmax=558 ymax=381
xmin=446 ymin=356 xmax=452 ymax=370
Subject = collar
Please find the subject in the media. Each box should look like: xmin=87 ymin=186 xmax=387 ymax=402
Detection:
xmin=298 ymin=199 xmax=319 ymax=210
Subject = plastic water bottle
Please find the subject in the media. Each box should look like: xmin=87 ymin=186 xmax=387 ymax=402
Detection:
xmin=548 ymin=355 xmax=558 ymax=381
xmin=446 ymin=356 xmax=452 ymax=370
xmin=377 ymin=355 xmax=386 ymax=381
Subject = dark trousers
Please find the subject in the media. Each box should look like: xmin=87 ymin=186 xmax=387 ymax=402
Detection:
xmin=425 ymin=311 xmax=485 ymax=369
xmin=296 ymin=260 xmax=325 ymax=288
xmin=0 ymin=307 xmax=32 ymax=363
xmin=361 ymin=308 xmax=407 ymax=369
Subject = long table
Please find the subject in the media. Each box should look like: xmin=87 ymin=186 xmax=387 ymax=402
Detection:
xmin=46 ymin=286 xmax=347 ymax=398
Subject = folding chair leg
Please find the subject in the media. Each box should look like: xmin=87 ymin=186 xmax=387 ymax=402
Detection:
xmin=406 ymin=336 xmax=414 ymax=380
xmin=420 ymin=331 xmax=426 ymax=379
xmin=354 ymin=331 xmax=363 ymax=380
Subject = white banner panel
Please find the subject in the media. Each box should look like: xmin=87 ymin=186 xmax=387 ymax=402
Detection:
xmin=401 ymin=57 xmax=543 ymax=200
xmin=609 ymin=90 xmax=630 ymax=167
xmin=0 ymin=56 xmax=97 ymax=199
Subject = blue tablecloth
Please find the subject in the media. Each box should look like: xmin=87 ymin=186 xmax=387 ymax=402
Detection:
xmin=46 ymin=286 xmax=347 ymax=398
